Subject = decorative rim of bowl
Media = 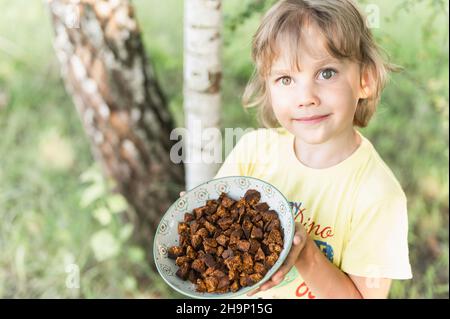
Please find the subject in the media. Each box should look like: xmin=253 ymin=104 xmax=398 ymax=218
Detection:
xmin=153 ymin=175 xmax=295 ymax=299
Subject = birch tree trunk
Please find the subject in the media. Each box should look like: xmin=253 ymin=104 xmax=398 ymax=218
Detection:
xmin=48 ymin=0 xmax=184 ymax=259
xmin=184 ymin=0 xmax=223 ymax=190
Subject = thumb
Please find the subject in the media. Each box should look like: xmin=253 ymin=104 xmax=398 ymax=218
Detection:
xmin=292 ymin=223 xmax=307 ymax=250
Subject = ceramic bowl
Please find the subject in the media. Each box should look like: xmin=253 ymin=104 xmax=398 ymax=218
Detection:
xmin=153 ymin=176 xmax=295 ymax=299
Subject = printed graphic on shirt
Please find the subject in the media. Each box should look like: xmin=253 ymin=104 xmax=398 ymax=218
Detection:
xmin=314 ymin=240 xmax=334 ymax=263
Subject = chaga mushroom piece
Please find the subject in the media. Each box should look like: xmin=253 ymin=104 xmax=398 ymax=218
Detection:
xmin=251 ymin=213 xmax=262 ymax=224
xmin=168 ymin=246 xmax=184 ymax=259
xmin=262 ymin=210 xmax=278 ymax=223
xmin=203 ymin=244 xmax=217 ymax=255
xmin=202 ymin=266 xmax=216 ymax=278
xmin=211 ymin=269 xmax=226 ymax=279
xmin=213 ymin=229 xmax=223 ymax=238
xmin=216 ymin=245 xmax=224 ymax=258
xmin=228 ymin=268 xmax=238 ymax=281
xmin=217 ymin=217 xmax=233 ymax=230
xmin=204 ymin=276 xmax=219 ymax=293
xmin=202 ymin=253 xmax=217 ymax=268
xmin=217 ymin=276 xmax=231 ymax=291
xmin=179 ymin=234 xmax=190 ymax=247
xmin=216 ymin=234 xmax=229 ymax=247
xmin=227 ymin=233 xmax=240 ymax=250
xmin=196 ymin=279 xmax=207 ymax=293
xmin=186 ymin=245 xmax=197 ymax=260
xmin=239 ymin=273 xmax=250 ymax=287
xmin=203 ymin=237 xmax=218 ymax=248
xmin=190 ymin=220 xmax=200 ymax=236
xmin=247 ymin=273 xmax=263 ymax=286
xmin=191 ymin=258 xmax=206 ymax=273
xmin=267 ymin=228 xmax=283 ymax=245
xmin=265 ymin=252 xmax=279 ymax=268
xmin=193 ymin=205 xmax=209 ymax=220
xmin=264 ymin=218 xmax=281 ymax=232
xmin=237 ymin=206 xmax=246 ymax=224
xmin=184 ymin=212 xmax=195 ymax=223
xmin=246 ymin=208 xmax=258 ymax=219
xmin=255 ymin=247 xmax=265 ymax=262
xmin=242 ymin=252 xmax=254 ymax=274
xmin=204 ymin=220 xmax=216 ymax=235
xmin=253 ymin=262 xmax=267 ymax=276
xmin=254 ymin=202 xmax=270 ymax=212
xmin=196 ymin=228 xmax=209 ymax=239
xmin=221 ymin=195 xmax=235 ymax=208
xmin=215 ymin=205 xmax=229 ymax=218
xmin=206 ymin=199 xmax=219 ymax=210
xmin=191 ymin=234 xmax=203 ymax=250
xmin=175 ymin=256 xmax=191 ymax=266
xmin=188 ymin=269 xmax=199 ymax=284
xmin=176 ymin=262 xmax=190 ymax=280
xmin=237 ymin=240 xmax=251 ymax=253
xmin=268 ymin=243 xmax=283 ymax=254
xmin=178 ymin=222 xmax=190 ymax=235
xmin=244 ymin=189 xmax=261 ymax=206
xmin=230 ymin=280 xmax=240 ymax=292
xmin=249 ymin=239 xmax=261 ymax=255
xmin=221 ymin=247 xmax=234 ymax=260
xmin=242 ymin=218 xmax=253 ymax=239
xmin=250 ymin=226 xmax=263 ymax=240
xmin=169 ymin=188 xmax=285 ymax=294
xmin=224 ymin=255 xmax=242 ymax=272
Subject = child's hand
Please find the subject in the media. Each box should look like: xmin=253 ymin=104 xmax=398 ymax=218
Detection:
xmin=247 ymin=222 xmax=308 ymax=297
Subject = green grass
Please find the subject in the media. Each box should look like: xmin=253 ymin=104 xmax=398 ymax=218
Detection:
xmin=0 ymin=0 xmax=448 ymax=298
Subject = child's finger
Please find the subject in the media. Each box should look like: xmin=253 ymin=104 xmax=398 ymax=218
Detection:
xmin=272 ymin=247 xmax=301 ymax=281
xmin=293 ymin=234 xmax=301 ymax=245
xmin=247 ymin=272 xmax=284 ymax=296
xmin=259 ymin=276 xmax=283 ymax=292
xmin=272 ymin=270 xmax=286 ymax=282
xmin=285 ymin=238 xmax=304 ymax=264
xmin=179 ymin=191 xmax=186 ymax=197
xmin=294 ymin=224 xmax=306 ymax=243
xmin=274 ymin=263 xmax=294 ymax=280
xmin=246 ymin=287 xmax=260 ymax=296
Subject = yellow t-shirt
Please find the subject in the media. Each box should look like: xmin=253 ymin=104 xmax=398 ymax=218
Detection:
xmin=214 ymin=127 xmax=412 ymax=299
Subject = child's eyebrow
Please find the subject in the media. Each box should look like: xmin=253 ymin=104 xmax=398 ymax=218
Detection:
xmin=270 ymin=58 xmax=341 ymax=76
xmin=313 ymin=57 xmax=341 ymax=66
xmin=270 ymin=69 xmax=291 ymax=76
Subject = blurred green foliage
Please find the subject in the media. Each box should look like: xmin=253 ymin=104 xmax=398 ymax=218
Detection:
xmin=0 ymin=0 xmax=447 ymax=298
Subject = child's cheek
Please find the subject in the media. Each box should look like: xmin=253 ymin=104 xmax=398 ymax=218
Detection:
xmin=271 ymin=91 xmax=292 ymax=122
xmin=271 ymin=89 xmax=291 ymax=110
xmin=319 ymin=81 xmax=358 ymax=113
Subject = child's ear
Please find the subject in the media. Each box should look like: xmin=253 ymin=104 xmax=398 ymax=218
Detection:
xmin=359 ymin=65 xmax=376 ymax=100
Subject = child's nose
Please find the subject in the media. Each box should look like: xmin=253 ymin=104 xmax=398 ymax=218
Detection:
xmin=295 ymin=82 xmax=319 ymax=107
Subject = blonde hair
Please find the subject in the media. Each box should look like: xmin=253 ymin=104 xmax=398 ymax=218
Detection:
xmin=242 ymin=0 xmax=398 ymax=128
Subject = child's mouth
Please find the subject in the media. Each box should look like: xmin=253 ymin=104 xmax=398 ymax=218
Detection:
xmin=293 ymin=114 xmax=331 ymax=124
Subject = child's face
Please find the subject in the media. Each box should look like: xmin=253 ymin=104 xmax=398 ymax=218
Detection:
xmin=267 ymin=25 xmax=368 ymax=145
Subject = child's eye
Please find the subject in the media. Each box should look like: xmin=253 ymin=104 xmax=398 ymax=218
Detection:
xmin=318 ymin=68 xmax=337 ymax=80
xmin=277 ymin=76 xmax=293 ymax=86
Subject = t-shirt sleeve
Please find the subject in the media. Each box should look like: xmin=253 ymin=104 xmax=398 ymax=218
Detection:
xmin=340 ymin=192 xmax=413 ymax=280
xmin=214 ymin=131 xmax=256 ymax=179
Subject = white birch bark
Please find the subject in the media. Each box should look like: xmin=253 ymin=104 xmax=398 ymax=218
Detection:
xmin=184 ymin=0 xmax=223 ymax=190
